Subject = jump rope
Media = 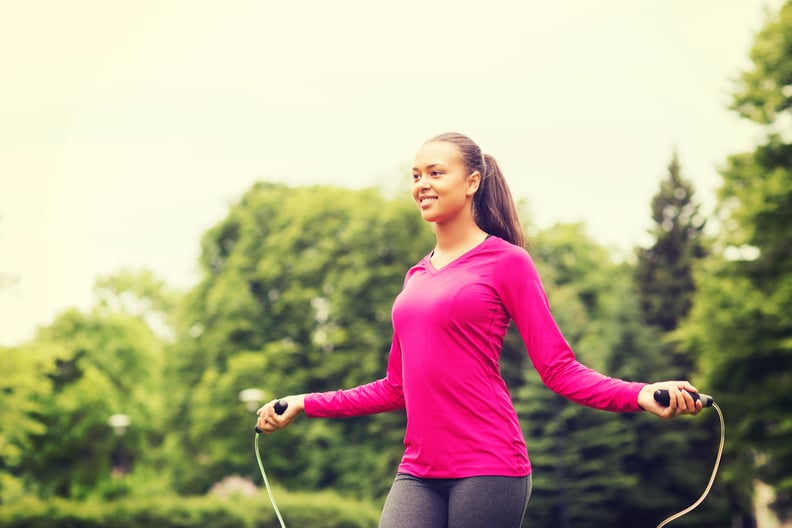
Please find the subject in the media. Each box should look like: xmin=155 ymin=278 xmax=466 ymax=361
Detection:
xmin=253 ymin=391 xmax=724 ymax=528
xmin=254 ymin=400 xmax=289 ymax=528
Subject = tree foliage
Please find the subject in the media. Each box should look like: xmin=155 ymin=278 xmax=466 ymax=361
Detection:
xmin=731 ymin=1 xmax=792 ymax=125
xmin=10 ymin=310 xmax=164 ymax=500
xmin=678 ymin=0 xmax=792 ymax=521
xmin=0 ymin=344 xmax=51 ymax=502
xmin=0 ymin=271 xmax=173 ymax=502
xmin=635 ymin=152 xmax=707 ymax=334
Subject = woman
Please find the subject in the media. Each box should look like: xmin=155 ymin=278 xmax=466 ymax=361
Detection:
xmin=256 ymin=132 xmax=703 ymax=528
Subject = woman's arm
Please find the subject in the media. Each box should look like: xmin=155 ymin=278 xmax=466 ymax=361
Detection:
xmin=496 ymin=247 xmax=700 ymax=415
xmin=256 ymin=336 xmax=405 ymax=433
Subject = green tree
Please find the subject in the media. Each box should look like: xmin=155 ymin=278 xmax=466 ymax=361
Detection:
xmin=678 ymin=1 xmax=792 ymax=521
xmin=93 ymin=268 xmax=181 ymax=339
xmin=23 ymin=308 xmax=166 ymax=499
xmin=1 ymin=270 xmax=173 ymax=501
xmin=628 ymin=152 xmax=723 ymax=527
xmin=635 ymin=152 xmax=707 ymax=335
xmin=0 ymin=344 xmax=51 ymax=503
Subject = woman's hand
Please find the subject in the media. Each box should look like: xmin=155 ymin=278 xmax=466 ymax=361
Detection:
xmin=638 ymin=381 xmax=703 ymax=419
xmin=256 ymin=395 xmax=306 ymax=434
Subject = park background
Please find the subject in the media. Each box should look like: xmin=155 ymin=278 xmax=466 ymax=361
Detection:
xmin=1 ymin=1 xmax=790 ymax=526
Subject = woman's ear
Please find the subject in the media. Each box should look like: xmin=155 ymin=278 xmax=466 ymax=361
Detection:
xmin=466 ymin=171 xmax=481 ymax=196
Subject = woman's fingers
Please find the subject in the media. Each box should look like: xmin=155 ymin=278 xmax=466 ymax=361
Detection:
xmin=639 ymin=382 xmax=704 ymax=419
xmin=256 ymin=400 xmax=282 ymax=434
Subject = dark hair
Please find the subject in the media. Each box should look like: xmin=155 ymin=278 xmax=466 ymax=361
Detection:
xmin=427 ymin=132 xmax=525 ymax=247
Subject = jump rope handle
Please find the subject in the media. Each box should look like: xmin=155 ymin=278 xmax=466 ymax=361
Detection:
xmin=654 ymin=389 xmax=713 ymax=408
xmin=255 ymin=400 xmax=289 ymax=434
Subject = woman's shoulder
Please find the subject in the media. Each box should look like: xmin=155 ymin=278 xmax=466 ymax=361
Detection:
xmin=483 ymin=236 xmax=540 ymax=281
xmin=487 ymin=236 xmax=533 ymax=261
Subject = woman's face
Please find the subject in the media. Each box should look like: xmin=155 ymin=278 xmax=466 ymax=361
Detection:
xmin=411 ymin=141 xmax=480 ymax=224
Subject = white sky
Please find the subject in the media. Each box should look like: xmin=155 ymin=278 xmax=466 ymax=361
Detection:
xmin=0 ymin=0 xmax=781 ymax=346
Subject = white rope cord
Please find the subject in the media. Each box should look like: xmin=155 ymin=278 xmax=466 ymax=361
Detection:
xmin=255 ymin=433 xmax=287 ymax=528
xmin=656 ymin=402 xmax=725 ymax=528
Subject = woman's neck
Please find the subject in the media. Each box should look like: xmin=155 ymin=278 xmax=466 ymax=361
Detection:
xmin=431 ymin=217 xmax=488 ymax=268
xmin=435 ymin=221 xmax=486 ymax=250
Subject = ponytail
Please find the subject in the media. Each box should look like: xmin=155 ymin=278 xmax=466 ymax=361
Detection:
xmin=427 ymin=132 xmax=525 ymax=247
xmin=476 ymin=154 xmax=525 ymax=248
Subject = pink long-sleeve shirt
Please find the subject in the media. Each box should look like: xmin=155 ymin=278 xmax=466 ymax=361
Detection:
xmin=304 ymin=236 xmax=645 ymax=478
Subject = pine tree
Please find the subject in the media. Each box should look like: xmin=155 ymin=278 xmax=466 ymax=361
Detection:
xmin=629 ymin=157 xmax=729 ymax=527
xmin=635 ymin=152 xmax=707 ymax=335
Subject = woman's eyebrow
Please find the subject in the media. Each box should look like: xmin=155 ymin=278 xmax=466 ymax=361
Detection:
xmin=412 ymin=163 xmax=446 ymax=172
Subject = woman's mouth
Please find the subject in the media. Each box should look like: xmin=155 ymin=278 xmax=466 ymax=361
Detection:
xmin=419 ymin=196 xmax=438 ymax=208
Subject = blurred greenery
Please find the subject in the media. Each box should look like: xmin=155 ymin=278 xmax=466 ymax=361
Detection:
xmin=0 ymin=491 xmax=381 ymax=528
xmin=676 ymin=1 xmax=792 ymax=521
xmin=1 ymin=2 xmax=790 ymax=526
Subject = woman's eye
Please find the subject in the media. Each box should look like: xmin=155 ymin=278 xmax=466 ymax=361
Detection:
xmin=431 ymin=171 xmax=442 ymax=177
xmin=412 ymin=173 xmax=420 ymax=181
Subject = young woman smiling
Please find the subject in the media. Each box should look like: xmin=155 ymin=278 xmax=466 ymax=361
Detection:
xmin=257 ymin=132 xmax=703 ymax=528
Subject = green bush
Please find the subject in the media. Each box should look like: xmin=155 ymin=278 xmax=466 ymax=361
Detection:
xmin=252 ymin=490 xmax=381 ymax=527
xmin=0 ymin=491 xmax=381 ymax=528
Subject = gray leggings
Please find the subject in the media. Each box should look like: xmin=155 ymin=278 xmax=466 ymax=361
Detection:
xmin=379 ymin=472 xmax=531 ymax=528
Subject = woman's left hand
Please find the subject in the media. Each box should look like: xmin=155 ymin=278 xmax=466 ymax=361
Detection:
xmin=638 ymin=381 xmax=704 ymax=419
xmin=256 ymin=395 xmax=305 ymax=434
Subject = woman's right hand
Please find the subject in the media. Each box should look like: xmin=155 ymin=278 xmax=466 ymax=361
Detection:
xmin=256 ymin=395 xmax=305 ymax=434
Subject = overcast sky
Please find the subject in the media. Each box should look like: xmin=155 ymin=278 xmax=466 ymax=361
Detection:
xmin=0 ymin=0 xmax=782 ymax=346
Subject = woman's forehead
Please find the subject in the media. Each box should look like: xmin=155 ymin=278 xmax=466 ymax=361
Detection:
xmin=413 ymin=141 xmax=463 ymax=169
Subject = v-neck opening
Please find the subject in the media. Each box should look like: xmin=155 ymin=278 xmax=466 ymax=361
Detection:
xmin=427 ymin=235 xmax=493 ymax=274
